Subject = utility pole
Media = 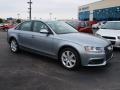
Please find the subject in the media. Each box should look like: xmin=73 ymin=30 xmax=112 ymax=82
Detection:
xmin=27 ymin=0 xmax=32 ymax=20
xmin=49 ymin=12 xmax=52 ymax=20
xmin=17 ymin=13 xmax=20 ymax=19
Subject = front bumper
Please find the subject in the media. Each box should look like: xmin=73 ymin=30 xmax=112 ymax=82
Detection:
xmin=81 ymin=45 xmax=113 ymax=67
xmin=86 ymin=54 xmax=113 ymax=66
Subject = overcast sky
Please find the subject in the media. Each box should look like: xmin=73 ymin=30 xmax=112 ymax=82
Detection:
xmin=0 ymin=0 xmax=101 ymax=20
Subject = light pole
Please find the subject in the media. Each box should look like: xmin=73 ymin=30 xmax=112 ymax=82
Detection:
xmin=27 ymin=0 xmax=32 ymax=20
xmin=49 ymin=13 xmax=52 ymax=20
xmin=54 ymin=17 xmax=57 ymax=20
xmin=17 ymin=13 xmax=20 ymax=19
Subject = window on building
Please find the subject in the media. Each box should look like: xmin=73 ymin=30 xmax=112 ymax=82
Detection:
xmin=93 ymin=6 xmax=120 ymax=21
xmin=79 ymin=11 xmax=90 ymax=21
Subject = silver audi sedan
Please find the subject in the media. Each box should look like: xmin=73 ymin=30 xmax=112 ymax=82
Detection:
xmin=7 ymin=20 xmax=113 ymax=70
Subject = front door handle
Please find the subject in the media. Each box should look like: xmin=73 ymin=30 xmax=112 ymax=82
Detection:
xmin=18 ymin=33 xmax=21 ymax=36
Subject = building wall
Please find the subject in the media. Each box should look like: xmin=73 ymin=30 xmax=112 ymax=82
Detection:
xmin=78 ymin=0 xmax=120 ymax=21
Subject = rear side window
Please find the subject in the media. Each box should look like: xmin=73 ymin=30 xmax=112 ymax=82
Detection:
xmin=20 ymin=21 xmax=32 ymax=31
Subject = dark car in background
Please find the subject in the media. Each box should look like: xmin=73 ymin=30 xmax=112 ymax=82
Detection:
xmin=64 ymin=20 xmax=97 ymax=34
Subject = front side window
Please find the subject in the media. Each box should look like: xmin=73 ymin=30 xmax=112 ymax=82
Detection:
xmin=20 ymin=21 xmax=32 ymax=31
xmin=33 ymin=21 xmax=48 ymax=32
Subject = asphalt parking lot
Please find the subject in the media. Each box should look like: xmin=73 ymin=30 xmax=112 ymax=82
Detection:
xmin=0 ymin=31 xmax=120 ymax=90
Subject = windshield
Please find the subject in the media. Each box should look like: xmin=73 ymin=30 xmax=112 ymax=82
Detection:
xmin=46 ymin=21 xmax=78 ymax=34
xmin=101 ymin=22 xmax=120 ymax=30
xmin=65 ymin=21 xmax=79 ymax=28
xmin=66 ymin=21 xmax=89 ymax=28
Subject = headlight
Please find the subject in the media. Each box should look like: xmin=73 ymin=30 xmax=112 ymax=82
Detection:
xmin=118 ymin=36 xmax=120 ymax=39
xmin=84 ymin=46 xmax=105 ymax=53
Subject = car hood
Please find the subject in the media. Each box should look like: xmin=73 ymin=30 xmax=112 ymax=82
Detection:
xmin=97 ymin=29 xmax=120 ymax=37
xmin=57 ymin=33 xmax=110 ymax=47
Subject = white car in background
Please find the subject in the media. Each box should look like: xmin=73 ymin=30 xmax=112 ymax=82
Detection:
xmin=96 ymin=21 xmax=120 ymax=48
xmin=92 ymin=21 xmax=106 ymax=29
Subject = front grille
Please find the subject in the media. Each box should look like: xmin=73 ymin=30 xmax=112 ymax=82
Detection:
xmin=102 ymin=36 xmax=116 ymax=40
xmin=105 ymin=45 xmax=113 ymax=60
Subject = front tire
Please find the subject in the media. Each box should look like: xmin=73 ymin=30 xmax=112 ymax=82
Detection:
xmin=10 ymin=39 xmax=19 ymax=53
xmin=59 ymin=48 xmax=81 ymax=70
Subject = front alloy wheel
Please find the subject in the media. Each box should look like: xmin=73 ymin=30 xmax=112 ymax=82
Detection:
xmin=60 ymin=48 xmax=80 ymax=69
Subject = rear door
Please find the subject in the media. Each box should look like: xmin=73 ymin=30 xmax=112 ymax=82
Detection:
xmin=17 ymin=21 xmax=34 ymax=49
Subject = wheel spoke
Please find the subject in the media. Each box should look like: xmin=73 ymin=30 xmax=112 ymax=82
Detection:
xmin=66 ymin=51 xmax=70 ymax=57
xmin=66 ymin=61 xmax=69 ymax=66
xmin=69 ymin=53 xmax=75 ymax=59
xmin=62 ymin=53 xmax=67 ymax=58
xmin=68 ymin=61 xmax=73 ymax=67
xmin=62 ymin=58 xmax=67 ymax=62
xmin=70 ymin=59 xmax=76 ymax=63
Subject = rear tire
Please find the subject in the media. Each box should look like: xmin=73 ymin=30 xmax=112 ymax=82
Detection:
xmin=10 ymin=39 xmax=19 ymax=53
xmin=59 ymin=48 xmax=81 ymax=70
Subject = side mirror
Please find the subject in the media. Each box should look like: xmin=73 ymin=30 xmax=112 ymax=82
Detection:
xmin=40 ymin=29 xmax=49 ymax=34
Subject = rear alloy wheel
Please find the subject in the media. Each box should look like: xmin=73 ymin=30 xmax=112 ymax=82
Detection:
xmin=10 ymin=39 xmax=19 ymax=53
xmin=60 ymin=48 xmax=80 ymax=70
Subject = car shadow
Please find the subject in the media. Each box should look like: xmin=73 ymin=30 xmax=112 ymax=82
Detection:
xmin=13 ymin=50 xmax=113 ymax=75
xmin=76 ymin=63 xmax=111 ymax=72
xmin=18 ymin=50 xmax=61 ymax=66
xmin=113 ymin=47 xmax=120 ymax=52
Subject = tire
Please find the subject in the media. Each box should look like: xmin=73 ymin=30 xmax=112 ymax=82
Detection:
xmin=10 ymin=39 xmax=19 ymax=53
xmin=59 ymin=48 xmax=81 ymax=70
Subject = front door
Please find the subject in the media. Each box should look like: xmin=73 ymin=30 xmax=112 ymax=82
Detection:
xmin=32 ymin=21 xmax=54 ymax=55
